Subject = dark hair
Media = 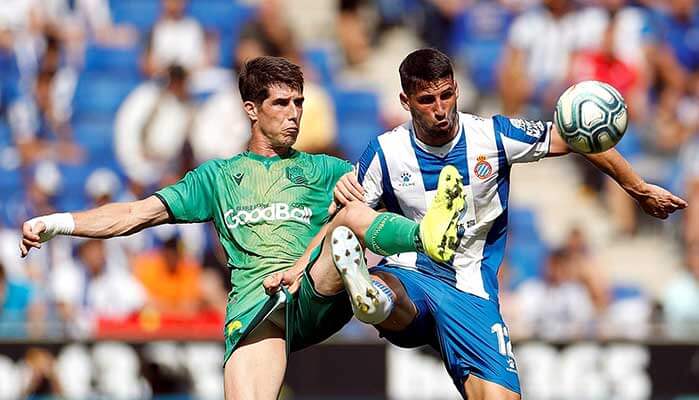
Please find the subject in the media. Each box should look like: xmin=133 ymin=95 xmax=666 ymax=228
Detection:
xmin=238 ymin=56 xmax=304 ymax=104
xmin=399 ymin=48 xmax=454 ymax=95
xmin=166 ymin=64 xmax=188 ymax=83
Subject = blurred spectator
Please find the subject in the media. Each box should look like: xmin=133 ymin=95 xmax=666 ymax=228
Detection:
xmin=0 ymin=261 xmax=43 ymax=337
xmin=684 ymin=138 xmax=699 ymax=244
xmin=22 ymin=162 xmax=74 ymax=294
xmin=8 ymin=37 xmax=82 ymax=166
xmin=236 ymin=0 xmax=300 ymax=68
xmin=51 ymin=239 xmax=146 ymax=336
xmin=133 ymin=233 xmax=203 ymax=316
xmin=69 ymin=0 xmax=138 ymax=47
xmin=567 ymin=7 xmax=650 ymax=235
xmin=499 ymin=0 xmax=601 ymax=117
xmin=190 ymin=79 xmax=250 ymax=163
xmin=648 ymin=0 xmax=699 ymax=104
xmin=20 ymin=348 xmax=63 ymax=397
xmin=337 ymin=3 xmax=427 ymax=127
xmin=115 ymin=64 xmax=194 ymax=187
xmin=510 ymin=249 xmax=597 ymax=339
xmin=662 ymin=243 xmax=699 ymax=324
xmin=294 ymin=82 xmax=339 ymax=154
xmin=142 ymin=0 xmax=206 ymax=78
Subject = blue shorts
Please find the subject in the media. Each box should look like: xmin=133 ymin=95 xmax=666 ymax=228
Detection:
xmin=372 ymin=265 xmax=520 ymax=396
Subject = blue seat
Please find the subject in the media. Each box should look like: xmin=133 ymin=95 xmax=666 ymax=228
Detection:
xmin=188 ymin=1 xmax=255 ymax=33
xmin=73 ymin=117 xmax=114 ymax=161
xmin=84 ymin=45 xmax=142 ymax=75
xmin=73 ymin=73 xmax=139 ymax=116
xmin=333 ymin=89 xmax=382 ymax=162
xmin=450 ymin=2 xmax=513 ymax=92
xmin=111 ymin=0 xmax=161 ymax=32
xmin=304 ymin=46 xmax=338 ymax=86
xmin=0 ymin=120 xmax=10 ymax=147
xmin=506 ymin=239 xmax=548 ymax=288
xmin=508 ymin=207 xmax=538 ymax=237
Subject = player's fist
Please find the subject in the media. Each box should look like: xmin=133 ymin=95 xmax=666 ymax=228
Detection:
xmin=635 ymin=183 xmax=688 ymax=219
xmin=263 ymin=268 xmax=303 ymax=296
xmin=19 ymin=220 xmax=47 ymax=257
xmin=330 ymin=171 xmax=365 ymax=215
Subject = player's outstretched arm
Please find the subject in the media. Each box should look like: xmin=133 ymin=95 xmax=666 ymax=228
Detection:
xmin=549 ymin=125 xmax=688 ymax=219
xmin=20 ymin=196 xmax=169 ymax=257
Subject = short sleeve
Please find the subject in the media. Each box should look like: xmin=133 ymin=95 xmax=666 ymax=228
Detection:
xmin=154 ymin=160 xmax=218 ymax=223
xmin=324 ymin=155 xmax=354 ymax=187
xmin=493 ymin=115 xmax=551 ymax=164
xmin=356 ymin=139 xmax=383 ymax=209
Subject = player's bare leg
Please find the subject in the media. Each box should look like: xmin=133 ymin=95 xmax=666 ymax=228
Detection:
xmin=224 ymin=320 xmax=286 ymax=400
xmin=464 ymin=375 xmax=521 ymax=400
xmin=309 ymin=201 xmax=378 ymax=297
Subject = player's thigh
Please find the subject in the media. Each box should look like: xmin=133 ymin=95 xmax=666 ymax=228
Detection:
xmin=434 ymin=291 xmax=521 ymax=397
xmin=464 ymin=374 xmax=521 ymax=400
xmin=224 ymin=320 xmax=286 ymax=400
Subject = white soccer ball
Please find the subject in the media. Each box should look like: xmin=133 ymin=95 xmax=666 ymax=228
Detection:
xmin=554 ymin=80 xmax=628 ymax=153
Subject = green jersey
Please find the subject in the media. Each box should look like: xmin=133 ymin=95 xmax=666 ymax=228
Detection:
xmin=155 ymin=150 xmax=352 ymax=336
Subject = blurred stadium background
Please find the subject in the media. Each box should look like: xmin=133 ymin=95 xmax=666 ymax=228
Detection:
xmin=0 ymin=0 xmax=698 ymax=398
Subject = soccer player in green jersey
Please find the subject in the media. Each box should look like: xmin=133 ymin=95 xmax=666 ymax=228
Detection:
xmin=19 ymin=56 xmax=465 ymax=400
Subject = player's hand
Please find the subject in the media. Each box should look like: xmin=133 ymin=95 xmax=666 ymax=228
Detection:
xmin=635 ymin=183 xmax=688 ymax=219
xmin=19 ymin=220 xmax=47 ymax=257
xmin=329 ymin=171 xmax=365 ymax=215
xmin=263 ymin=268 xmax=303 ymax=296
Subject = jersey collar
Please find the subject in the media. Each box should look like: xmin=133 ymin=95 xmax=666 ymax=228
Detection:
xmin=244 ymin=148 xmax=299 ymax=165
xmin=410 ymin=114 xmax=463 ymax=158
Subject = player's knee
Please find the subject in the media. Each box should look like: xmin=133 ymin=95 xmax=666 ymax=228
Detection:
xmin=334 ymin=201 xmax=373 ymax=236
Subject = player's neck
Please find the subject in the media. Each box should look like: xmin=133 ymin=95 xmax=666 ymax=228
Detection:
xmin=413 ymin=119 xmax=460 ymax=147
xmin=248 ymin=134 xmax=292 ymax=158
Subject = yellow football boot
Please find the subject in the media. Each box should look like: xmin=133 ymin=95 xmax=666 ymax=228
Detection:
xmin=419 ymin=165 xmax=465 ymax=263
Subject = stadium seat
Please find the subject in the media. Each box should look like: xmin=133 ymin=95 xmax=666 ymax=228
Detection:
xmin=449 ymin=2 xmax=513 ymax=92
xmin=84 ymin=45 xmax=142 ymax=75
xmin=73 ymin=73 xmax=139 ymax=116
xmin=506 ymin=207 xmax=548 ymax=287
xmin=304 ymin=45 xmax=339 ymax=86
xmin=111 ymin=0 xmax=161 ymax=32
xmin=73 ymin=116 xmax=113 ymax=151
xmin=188 ymin=1 xmax=255 ymax=34
xmin=0 ymin=121 xmax=10 ymax=147
xmin=332 ymin=89 xmax=383 ymax=162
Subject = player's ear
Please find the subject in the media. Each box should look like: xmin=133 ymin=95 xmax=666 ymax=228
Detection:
xmin=399 ymin=92 xmax=410 ymax=112
xmin=243 ymin=100 xmax=258 ymax=122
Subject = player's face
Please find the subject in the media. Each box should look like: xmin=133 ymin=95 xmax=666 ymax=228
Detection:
xmin=253 ymin=84 xmax=305 ymax=149
xmin=402 ymin=77 xmax=459 ymax=145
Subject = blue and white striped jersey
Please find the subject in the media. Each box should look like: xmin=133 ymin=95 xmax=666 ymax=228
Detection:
xmin=358 ymin=112 xmax=551 ymax=301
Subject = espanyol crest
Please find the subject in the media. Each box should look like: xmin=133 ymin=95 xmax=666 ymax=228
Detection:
xmin=473 ymin=155 xmax=493 ymax=180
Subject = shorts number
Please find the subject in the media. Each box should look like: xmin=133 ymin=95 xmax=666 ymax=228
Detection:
xmin=491 ymin=323 xmax=514 ymax=358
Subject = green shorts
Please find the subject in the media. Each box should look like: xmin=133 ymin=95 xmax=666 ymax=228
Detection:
xmin=223 ymin=244 xmax=353 ymax=364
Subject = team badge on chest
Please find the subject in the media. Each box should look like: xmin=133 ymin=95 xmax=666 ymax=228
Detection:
xmin=473 ymin=155 xmax=493 ymax=180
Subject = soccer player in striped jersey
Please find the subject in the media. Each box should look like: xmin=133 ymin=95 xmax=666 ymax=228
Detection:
xmin=330 ymin=48 xmax=687 ymax=400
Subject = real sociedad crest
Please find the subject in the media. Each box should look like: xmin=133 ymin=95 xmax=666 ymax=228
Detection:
xmin=474 ymin=155 xmax=493 ymax=180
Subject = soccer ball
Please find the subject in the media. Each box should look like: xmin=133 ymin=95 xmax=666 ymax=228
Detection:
xmin=554 ymin=80 xmax=628 ymax=153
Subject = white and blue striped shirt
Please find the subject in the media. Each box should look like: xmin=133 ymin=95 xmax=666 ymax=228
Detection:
xmin=358 ymin=112 xmax=551 ymax=301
